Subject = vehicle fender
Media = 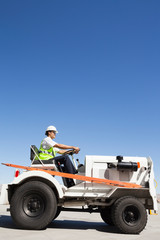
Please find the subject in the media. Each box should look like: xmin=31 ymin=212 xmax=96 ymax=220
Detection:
xmin=10 ymin=170 xmax=64 ymax=199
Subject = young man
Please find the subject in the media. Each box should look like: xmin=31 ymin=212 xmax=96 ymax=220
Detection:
xmin=39 ymin=125 xmax=80 ymax=187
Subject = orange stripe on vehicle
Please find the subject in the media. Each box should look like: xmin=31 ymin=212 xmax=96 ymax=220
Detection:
xmin=2 ymin=163 xmax=142 ymax=188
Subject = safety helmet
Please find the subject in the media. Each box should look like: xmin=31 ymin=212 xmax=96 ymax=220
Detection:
xmin=45 ymin=125 xmax=58 ymax=135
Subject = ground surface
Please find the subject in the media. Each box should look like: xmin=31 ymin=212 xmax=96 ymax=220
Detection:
xmin=0 ymin=205 xmax=159 ymax=240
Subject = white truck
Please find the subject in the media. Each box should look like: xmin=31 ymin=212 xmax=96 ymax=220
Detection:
xmin=0 ymin=147 xmax=158 ymax=234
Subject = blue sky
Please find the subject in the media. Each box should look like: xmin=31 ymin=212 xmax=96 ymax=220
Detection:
xmin=0 ymin=0 xmax=160 ymax=192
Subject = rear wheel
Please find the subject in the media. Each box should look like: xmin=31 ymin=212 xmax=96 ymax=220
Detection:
xmin=112 ymin=197 xmax=147 ymax=234
xmin=10 ymin=181 xmax=57 ymax=229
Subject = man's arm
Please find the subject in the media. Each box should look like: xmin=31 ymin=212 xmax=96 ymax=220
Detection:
xmin=54 ymin=143 xmax=80 ymax=154
xmin=57 ymin=149 xmax=69 ymax=154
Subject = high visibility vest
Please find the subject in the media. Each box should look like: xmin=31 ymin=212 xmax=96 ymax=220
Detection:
xmin=38 ymin=140 xmax=56 ymax=160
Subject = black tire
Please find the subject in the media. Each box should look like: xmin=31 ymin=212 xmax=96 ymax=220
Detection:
xmin=53 ymin=206 xmax=61 ymax=220
xmin=112 ymin=197 xmax=148 ymax=234
xmin=10 ymin=181 xmax=57 ymax=230
xmin=100 ymin=207 xmax=114 ymax=226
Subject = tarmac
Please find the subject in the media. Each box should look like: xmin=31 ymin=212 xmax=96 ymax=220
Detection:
xmin=0 ymin=204 xmax=159 ymax=240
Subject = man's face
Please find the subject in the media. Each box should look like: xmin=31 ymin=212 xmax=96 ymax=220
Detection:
xmin=49 ymin=131 xmax=56 ymax=139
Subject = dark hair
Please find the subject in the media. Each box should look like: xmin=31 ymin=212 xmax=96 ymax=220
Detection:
xmin=45 ymin=131 xmax=49 ymax=136
xmin=45 ymin=130 xmax=55 ymax=136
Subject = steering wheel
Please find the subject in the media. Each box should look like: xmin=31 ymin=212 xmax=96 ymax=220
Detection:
xmin=63 ymin=149 xmax=76 ymax=156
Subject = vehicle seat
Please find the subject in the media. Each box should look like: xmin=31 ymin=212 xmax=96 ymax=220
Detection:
xmin=30 ymin=145 xmax=57 ymax=171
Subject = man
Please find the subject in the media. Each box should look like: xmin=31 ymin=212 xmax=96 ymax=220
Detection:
xmin=39 ymin=125 xmax=80 ymax=187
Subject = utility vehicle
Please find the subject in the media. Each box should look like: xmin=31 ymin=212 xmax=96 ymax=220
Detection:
xmin=0 ymin=146 xmax=158 ymax=234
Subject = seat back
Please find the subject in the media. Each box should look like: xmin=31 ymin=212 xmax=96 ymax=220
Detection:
xmin=30 ymin=145 xmax=40 ymax=161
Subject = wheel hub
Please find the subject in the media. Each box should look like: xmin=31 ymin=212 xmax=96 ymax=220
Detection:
xmin=27 ymin=198 xmax=41 ymax=212
xmin=23 ymin=194 xmax=45 ymax=217
xmin=123 ymin=205 xmax=139 ymax=225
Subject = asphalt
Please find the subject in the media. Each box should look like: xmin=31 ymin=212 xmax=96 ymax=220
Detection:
xmin=0 ymin=205 xmax=159 ymax=240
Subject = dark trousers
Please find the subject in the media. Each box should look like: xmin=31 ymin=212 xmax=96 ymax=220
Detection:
xmin=53 ymin=155 xmax=76 ymax=187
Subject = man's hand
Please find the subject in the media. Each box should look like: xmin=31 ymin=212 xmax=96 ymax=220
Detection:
xmin=73 ymin=147 xmax=80 ymax=154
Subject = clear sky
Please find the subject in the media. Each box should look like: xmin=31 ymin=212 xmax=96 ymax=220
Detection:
xmin=0 ymin=0 xmax=160 ymax=192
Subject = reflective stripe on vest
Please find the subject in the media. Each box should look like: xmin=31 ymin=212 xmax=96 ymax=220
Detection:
xmin=39 ymin=140 xmax=56 ymax=160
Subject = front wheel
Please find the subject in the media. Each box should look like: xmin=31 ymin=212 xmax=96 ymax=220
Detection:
xmin=10 ymin=181 xmax=57 ymax=229
xmin=112 ymin=197 xmax=148 ymax=234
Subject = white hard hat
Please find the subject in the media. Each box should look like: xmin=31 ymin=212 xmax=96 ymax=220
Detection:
xmin=45 ymin=125 xmax=58 ymax=133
